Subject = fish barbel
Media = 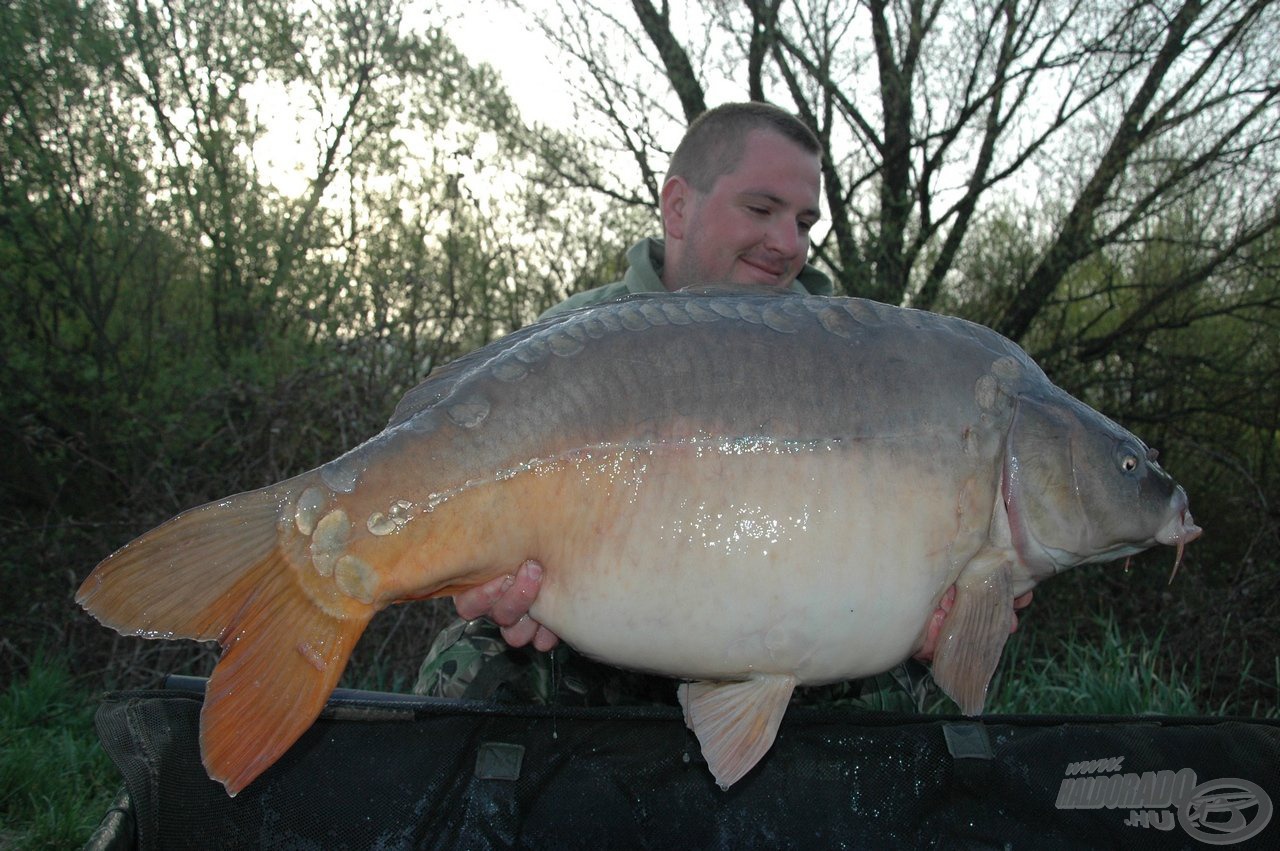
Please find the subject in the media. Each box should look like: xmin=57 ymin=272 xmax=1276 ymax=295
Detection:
xmin=78 ymin=289 xmax=1201 ymax=794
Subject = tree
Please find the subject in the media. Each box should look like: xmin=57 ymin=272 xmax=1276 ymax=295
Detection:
xmin=0 ymin=0 xmax=643 ymax=680
xmin=511 ymin=0 xmax=1280 ymax=336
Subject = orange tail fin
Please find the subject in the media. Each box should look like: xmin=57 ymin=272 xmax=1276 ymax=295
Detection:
xmin=77 ymin=483 xmax=373 ymax=795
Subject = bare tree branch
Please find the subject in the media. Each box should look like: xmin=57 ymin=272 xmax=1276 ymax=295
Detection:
xmin=631 ymin=0 xmax=708 ymax=121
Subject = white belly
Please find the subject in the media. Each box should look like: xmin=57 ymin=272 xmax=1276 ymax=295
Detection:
xmin=530 ymin=439 xmax=990 ymax=685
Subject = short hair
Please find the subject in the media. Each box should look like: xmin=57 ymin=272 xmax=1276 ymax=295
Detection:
xmin=666 ymin=102 xmax=821 ymax=192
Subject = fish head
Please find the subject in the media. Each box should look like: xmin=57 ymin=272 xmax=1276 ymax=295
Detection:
xmin=1002 ymin=393 xmax=1201 ymax=577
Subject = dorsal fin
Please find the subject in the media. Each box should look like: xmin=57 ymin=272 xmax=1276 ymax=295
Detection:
xmin=388 ymin=285 xmax=795 ymax=428
xmin=386 ymin=312 xmax=576 ymax=428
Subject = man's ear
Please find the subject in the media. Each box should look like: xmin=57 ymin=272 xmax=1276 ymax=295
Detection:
xmin=660 ymin=176 xmax=690 ymax=239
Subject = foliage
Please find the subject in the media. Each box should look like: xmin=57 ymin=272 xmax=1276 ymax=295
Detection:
xmin=0 ymin=0 xmax=644 ymax=688
xmin=0 ymin=657 xmax=117 ymax=850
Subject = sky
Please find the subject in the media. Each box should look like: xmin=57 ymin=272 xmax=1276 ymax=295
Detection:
xmin=441 ymin=4 xmax=579 ymax=131
xmin=251 ymin=2 xmax=582 ymax=198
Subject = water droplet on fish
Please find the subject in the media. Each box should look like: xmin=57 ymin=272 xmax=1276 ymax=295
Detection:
xmin=368 ymin=500 xmax=413 ymax=535
xmin=367 ymin=512 xmax=398 ymax=536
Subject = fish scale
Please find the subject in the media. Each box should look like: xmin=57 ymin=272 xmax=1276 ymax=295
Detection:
xmin=77 ymin=287 xmax=1200 ymax=794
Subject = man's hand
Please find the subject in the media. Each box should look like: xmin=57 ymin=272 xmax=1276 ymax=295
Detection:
xmin=453 ymin=560 xmax=560 ymax=652
xmin=913 ymin=587 xmax=1034 ymax=663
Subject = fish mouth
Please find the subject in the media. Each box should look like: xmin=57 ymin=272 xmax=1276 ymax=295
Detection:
xmin=1156 ymin=488 xmax=1202 ymax=584
xmin=1155 ymin=491 xmax=1202 ymax=548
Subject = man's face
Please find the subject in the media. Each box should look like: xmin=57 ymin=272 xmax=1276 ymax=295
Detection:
xmin=661 ymin=129 xmax=822 ymax=291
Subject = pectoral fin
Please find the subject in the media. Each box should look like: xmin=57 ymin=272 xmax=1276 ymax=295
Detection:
xmin=677 ymin=673 xmax=797 ymax=790
xmin=930 ymin=561 xmax=1014 ymax=715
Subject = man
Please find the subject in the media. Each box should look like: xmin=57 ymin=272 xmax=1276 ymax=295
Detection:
xmin=543 ymin=102 xmax=834 ymax=317
xmin=416 ymin=102 xmax=1029 ymax=702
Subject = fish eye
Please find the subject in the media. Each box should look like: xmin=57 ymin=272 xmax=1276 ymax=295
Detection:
xmin=1117 ymin=447 xmax=1142 ymax=474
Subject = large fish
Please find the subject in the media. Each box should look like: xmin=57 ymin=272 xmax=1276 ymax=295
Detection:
xmin=78 ymin=288 xmax=1200 ymax=795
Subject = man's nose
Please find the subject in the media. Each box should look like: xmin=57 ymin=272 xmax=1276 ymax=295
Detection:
xmin=764 ymin=218 xmax=803 ymax=257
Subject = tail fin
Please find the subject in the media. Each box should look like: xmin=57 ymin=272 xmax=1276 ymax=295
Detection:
xmin=77 ymin=483 xmax=373 ymax=795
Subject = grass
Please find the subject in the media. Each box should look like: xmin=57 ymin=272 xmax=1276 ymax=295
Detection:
xmin=986 ymin=613 xmax=1278 ymax=718
xmin=812 ymin=613 xmax=1278 ymax=718
xmin=0 ymin=657 xmax=118 ymax=851
xmin=987 ymin=614 xmax=1202 ymax=715
xmin=2 ymin=612 xmax=1274 ymax=847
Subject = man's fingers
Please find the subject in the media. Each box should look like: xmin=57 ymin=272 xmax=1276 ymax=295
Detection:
xmin=453 ymin=573 xmax=515 ymax=621
xmin=453 ymin=561 xmax=544 ymax=623
xmin=912 ymin=608 xmax=945 ymax=662
xmin=489 ymin=561 xmax=543 ymax=627
xmin=915 ymin=586 xmax=1033 ymax=659
xmin=1009 ymin=590 xmax=1033 ymax=634
xmin=501 ymin=615 xmax=540 ymax=648
xmin=531 ymin=625 xmax=561 ymax=652
xmin=912 ymin=586 xmax=957 ymax=662
xmin=452 ymin=560 xmax=563 ymax=651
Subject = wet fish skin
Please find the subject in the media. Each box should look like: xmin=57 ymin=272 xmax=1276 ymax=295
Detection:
xmin=77 ymin=289 xmax=1200 ymax=794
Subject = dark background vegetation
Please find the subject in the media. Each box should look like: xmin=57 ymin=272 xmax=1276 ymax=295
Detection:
xmin=3 ymin=0 xmax=1278 ymax=720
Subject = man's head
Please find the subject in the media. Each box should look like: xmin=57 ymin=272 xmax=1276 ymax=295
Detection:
xmin=660 ymin=102 xmax=823 ymax=291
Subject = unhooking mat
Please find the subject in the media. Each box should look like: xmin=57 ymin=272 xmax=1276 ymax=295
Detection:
xmin=86 ymin=677 xmax=1279 ymax=850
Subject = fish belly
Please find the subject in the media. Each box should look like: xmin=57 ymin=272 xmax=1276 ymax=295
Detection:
xmin=510 ymin=438 xmax=979 ymax=686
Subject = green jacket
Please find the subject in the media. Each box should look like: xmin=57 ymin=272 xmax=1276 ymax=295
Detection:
xmin=539 ymin=237 xmax=835 ymax=320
